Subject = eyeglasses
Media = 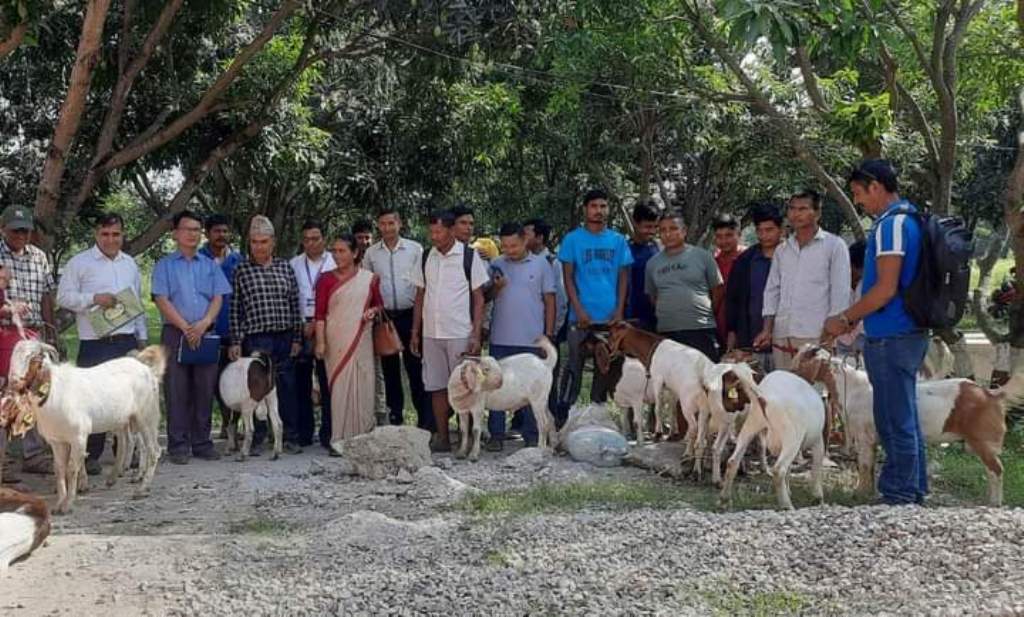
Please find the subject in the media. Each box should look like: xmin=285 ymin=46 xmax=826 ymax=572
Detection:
xmin=177 ymin=226 xmax=203 ymax=233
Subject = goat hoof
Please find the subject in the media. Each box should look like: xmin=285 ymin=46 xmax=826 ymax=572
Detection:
xmin=129 ymin=474 xmax=142 ymax=484
xmin=132 ymin=489 xmax=150 ymax=500
xmin=235 ymin=453 xmax=248 ymax=462
xmin=105 ymin=478 xmax=117 ymax=488
xmin=271 ymin=452 xmax=280 ymax=461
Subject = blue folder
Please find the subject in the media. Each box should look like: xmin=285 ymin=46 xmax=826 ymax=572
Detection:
xmin=177 ymin=334 xmax=221 ymax=365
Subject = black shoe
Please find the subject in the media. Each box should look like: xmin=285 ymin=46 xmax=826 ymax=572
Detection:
xmin=169 ymin=453 xmax=190 ymax=465
xmin=85 ymin=458 xmax=102 ymax=476
xmin=194 ymin=450 xmax=221 ymax=461
xmin=249 ymin=445 xmax=263 ymax=457
xmin=484 ymin=437 xmax=504 ymax=452
xmin=284 ymin=442 xmax=303 ymax=455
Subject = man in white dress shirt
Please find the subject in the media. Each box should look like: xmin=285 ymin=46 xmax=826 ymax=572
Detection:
xmin=754 ymin=189 xmax=851 ymax=369
xmin=362 ymin=208 xmax=429 ymax=429
xmin=56 ymin=213 xmax=148 ymax=476
xmin=289 ymin=220 xmax=336 ymax=449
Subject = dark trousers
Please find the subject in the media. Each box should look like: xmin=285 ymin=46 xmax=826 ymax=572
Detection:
xmin=242 ymin=331 xmax=299 ymax=446
xmin=295 ymin=342 xmax=331 ymax=447
xmin=663 ymin=328 xmax=721 ymax=362
xmin=80 ymin=335 xmax=138 ymax=461
xmin=558 ymin=325 xmax=612 ymax=415
xmin=380 ymin=308 xmax=431 ymax=430
xmin=163 ymin=326 xmax=218 ymax=457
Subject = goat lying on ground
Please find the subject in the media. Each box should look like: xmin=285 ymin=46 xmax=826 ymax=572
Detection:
xmin=0 ymin=488 xmax=50 ymax=576
xmin=448 ymin=337 xmax=559 ymax=461
xmin=218 ymin=353 xmax=282 ymax=461
xmin=3 ymin=340 xmax=165 ymax=514
xmin=718 ymin=366 xmax=826 ymax=510
xmin=794 ymin=345 xmax=1024 ymax=506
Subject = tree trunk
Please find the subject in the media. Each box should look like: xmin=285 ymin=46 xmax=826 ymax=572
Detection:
xmin=32 ymin=0 xmax=113 ymax=249
xmin=0 ymin=20 xmax=28 ymax=60
xmin=1005 ymin=88 xmax=1024 ymax=350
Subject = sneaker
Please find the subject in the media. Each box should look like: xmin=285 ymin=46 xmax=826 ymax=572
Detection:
xmin=485 ymin=437 xmax=504 ymax=452
xmin=21 ymin=454 xmax=53 ymax=475
xmin=283 ymin=442 xmax=303 ymax=455
xmin=194 ymin=450 xmax=221 ymax=461
xmin=169 ymin=453 xmax=190 ymax=465
xmin=85 ymin=458 xmax=102 ymax=476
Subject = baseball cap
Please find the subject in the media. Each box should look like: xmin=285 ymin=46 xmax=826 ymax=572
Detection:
xmin=848 ymin=159 xmax=898 ymax=188
xmin=1 ymin=206 xmax=34 ymax=230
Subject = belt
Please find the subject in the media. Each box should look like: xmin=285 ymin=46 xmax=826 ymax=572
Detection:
xmin=386 ymin=307 xmax=414 ymax=314
xmin=98 ymin=334 xmax=138 ymax=343
xmin=772 ymin=342 xmax=799 ymax=356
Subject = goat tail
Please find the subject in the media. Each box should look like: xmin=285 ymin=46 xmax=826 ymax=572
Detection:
xmin=0 ymin=488 xmax=50 ymax=574
xmin=134 ymin=345 xmax=168 ymax=380
xmin=535 ymin=336 xmax=559 ymax=372
xmin=995 ymin=371 xmax=1024 ymax=410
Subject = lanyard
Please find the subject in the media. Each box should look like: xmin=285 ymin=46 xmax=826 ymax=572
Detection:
xmin=304 ymin=256 xmax=326 ymax=290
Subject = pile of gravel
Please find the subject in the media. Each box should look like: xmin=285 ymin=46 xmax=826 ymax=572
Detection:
xmin=167 ymin=472 xmax=1024 ymax=617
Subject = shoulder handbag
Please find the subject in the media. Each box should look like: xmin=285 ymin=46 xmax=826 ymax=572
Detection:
xmin=373 ymin=310 xmax=403 ymax=356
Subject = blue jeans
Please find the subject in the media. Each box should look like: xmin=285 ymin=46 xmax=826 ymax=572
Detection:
xmin=243 ymin=332 xmax=300 ymax=446
xmin=863 ymin=332 xmax=929 ymax=504
xmin=487 ymin=344 xmax=543 ymax=444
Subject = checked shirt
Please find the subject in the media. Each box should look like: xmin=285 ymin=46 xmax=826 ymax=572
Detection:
xmin=228 ymin=258 xmax=303 ymax=346
xmin=0 ymin=240 xmax=55 ymax=328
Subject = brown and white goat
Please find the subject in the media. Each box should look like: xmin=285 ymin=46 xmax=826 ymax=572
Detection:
xmin=218 ymin=352 xmax=282 ymax=461
xmin=794 ymin=345 xmax=1024 ymax=506
xmin=0 ymin=488 xmax=50 ymax=576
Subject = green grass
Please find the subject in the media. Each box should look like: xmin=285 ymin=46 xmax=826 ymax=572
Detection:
xmin=930 ymin=426 xmax=1024 ymax=506
xmin=227 ymin=515 xmax=292 ymax=536
xmin=693 ymin=582 xmax=812 ymax=617
xmin=458 ymin=479 xmax=691 ymax=515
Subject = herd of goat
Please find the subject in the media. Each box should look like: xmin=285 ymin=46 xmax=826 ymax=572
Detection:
xmin=0 ymin=319 xmax=1022 ymax=574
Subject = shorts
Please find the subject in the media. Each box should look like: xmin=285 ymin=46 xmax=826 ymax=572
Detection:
xmin=421 ymin=337 xmax=471 ymax=392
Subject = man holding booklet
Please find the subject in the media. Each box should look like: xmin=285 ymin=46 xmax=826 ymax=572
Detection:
xmin=57 ymin=212 xmax=148 ymax=476
xmin=152 ymin=210 xmax=231 ymax=465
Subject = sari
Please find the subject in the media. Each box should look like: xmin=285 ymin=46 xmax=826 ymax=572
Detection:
xmin=321 ymin=268 xmax=382 ymax=450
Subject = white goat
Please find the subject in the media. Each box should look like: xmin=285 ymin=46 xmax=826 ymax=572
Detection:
xmin=612 ymin=357 xmax=679 ymax=445
xmin=448 ymin=337 xmax=558 ymax=461
xmin=217 ymin=353 xmax=282 ymax=461
xmin=701 ymin=362 xmax=770 ymax=486
xmin=719 ymin=366 xmax=826 ymax=510
xmin=794 ymin=345 xmax=1024 ymax=506
xmin=5 ymin=340 xmax=165 ymax=514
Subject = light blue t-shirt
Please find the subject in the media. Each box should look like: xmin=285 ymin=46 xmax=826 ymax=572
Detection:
xmin=489 ymin=254 xmax=556 ymax=347
xmin=863 ymin=200 xmax=922 ymax=338
xmin=152 ymin=250 xmax=232 ymax=324
xmin=557 ymin=227 xmax=633 ymax=324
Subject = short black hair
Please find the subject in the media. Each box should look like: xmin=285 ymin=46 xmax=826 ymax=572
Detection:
xmin=203 ymin=213 xmax=230 ymax=232
xmin=848 ymin=159 xmax=899 ymax=193
xmin=659 ymin=209 xmax=686 ymax=226
xmin=632 ymin=200 xmax=660 ymax=223
xmin=789 ymin=189 xmax=822 ymax=211
xmin=848 ymin=240 xmax=867 ymax=270
xmin=352 ymin=219 xmax=372 ymax=235
xmin=377 ymin=207 xmax=400 ymax=219
xmin=523 ymin=218 xmax=552 ymax=243
xmin=451 ymin=203 xmax=474 ymax=219
xmin=95 ymin=212 xmax=124 ymax=228
xmin=751 ymin=202 xmax=784 ymax=227
xmin=301 ymin=219 xmax=325 ymax=234
xmin=428 ymin=209 xmax=455 ymax=227
xmin=582 ymin=188 xmax=609 ymax=206
xmin=498 ymin=222 xmax=524 ymax=237
xmin=712 ymin=213 xmax=740 ymax=231
xmin=173 ymin=210 xmax=203 ymax=229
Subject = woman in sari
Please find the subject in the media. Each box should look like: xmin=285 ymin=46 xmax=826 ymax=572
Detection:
xmin=314 ymin=234 xmax=383 ymax=455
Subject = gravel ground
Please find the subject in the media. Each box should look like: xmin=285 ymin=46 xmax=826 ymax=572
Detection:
xmin=4 ymin=442 xmax=1024 ymax=617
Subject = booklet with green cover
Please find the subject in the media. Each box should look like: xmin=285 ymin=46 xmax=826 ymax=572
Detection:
xmin=86 ymin=288 xmax=144 ymax=338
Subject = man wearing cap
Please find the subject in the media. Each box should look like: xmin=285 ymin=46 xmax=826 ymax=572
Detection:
xmin=0 ymin=205 xmax=58 ymax=480
xmin=826 ymin=160 xmax=927 ymax=506
xmin=57 ymin=212 xmax=148 ymax=476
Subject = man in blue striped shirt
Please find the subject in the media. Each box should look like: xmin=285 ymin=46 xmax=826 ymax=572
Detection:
xmin=825 ymin=160 xmax=926 ymax=505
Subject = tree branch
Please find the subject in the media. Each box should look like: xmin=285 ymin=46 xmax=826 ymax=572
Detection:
xmin=878 ymin=44 xmax=941 ymax=170
xmin=0 ymin=19 xmax=28 ymax=60
xmin=795 ymin=46 xmax=829 ymax=113
xmin=972 ymin=228 xmax=1010 ymax=344
xmin=32 ymin=0 xmax=113 ymax=248
xmin=881 ymin=0 xmax=935 ymax=81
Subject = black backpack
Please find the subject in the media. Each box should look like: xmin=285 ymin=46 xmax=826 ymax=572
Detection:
xmin=422 ymin=245 xmax=476 ymax=320
xmin=895 ymin=208 xmax=974 ymax=330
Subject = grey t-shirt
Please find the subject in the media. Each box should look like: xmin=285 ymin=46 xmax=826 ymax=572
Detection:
xmin=644 ymin=245 xmax=723 ymax=332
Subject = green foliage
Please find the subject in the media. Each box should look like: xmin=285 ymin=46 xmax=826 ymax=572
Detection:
xmin=826 ymin=91 xmax=891 ymax=153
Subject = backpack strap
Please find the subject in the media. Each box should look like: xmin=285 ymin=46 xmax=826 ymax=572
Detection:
xmin=464 ymin=246 xmax=476 ymax=322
